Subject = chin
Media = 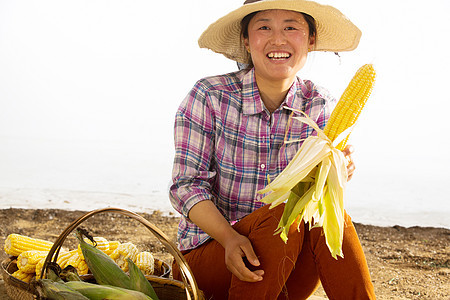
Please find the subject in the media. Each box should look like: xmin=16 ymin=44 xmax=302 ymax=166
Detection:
xmin=268 ymin=69 xmax=297 ymax=81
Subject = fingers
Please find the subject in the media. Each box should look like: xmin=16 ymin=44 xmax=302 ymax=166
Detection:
xmin=347 ymin=160 xmax=355 ymax=181
xmin=226 ymin=252 xmax=264 ymax=282
xmin=342 ymin=144 xmax=354 ymax=157
xmin=223 ymin=234 xmax=264 ymax=282
xmin=342 ymin=144 xmax=355 ymax=181
xmin=241 ymin=240 xmax=260 ymax=267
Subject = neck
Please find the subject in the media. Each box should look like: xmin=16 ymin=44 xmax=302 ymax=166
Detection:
xmin=255 ymin=75 xmax=294 ymax=113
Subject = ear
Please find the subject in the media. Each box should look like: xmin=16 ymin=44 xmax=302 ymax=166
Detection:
xmin=309 ymin=35 xmax=316 ymax=50
xmin=243 ymin=37 xmax=250 ymax=53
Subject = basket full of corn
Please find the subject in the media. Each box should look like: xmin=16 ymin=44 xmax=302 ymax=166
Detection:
xmin=1 ymin=207 xmax=205 ymax=300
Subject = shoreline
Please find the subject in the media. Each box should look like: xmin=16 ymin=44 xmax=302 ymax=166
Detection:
xmin=1 ymin=207 xmax=449 ymax=299
xmin=0 ymin=187 xmax=448 ymax=230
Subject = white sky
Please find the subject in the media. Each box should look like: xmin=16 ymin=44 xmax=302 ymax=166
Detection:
xmin=0 ymin=0 xmax=449 ymax=226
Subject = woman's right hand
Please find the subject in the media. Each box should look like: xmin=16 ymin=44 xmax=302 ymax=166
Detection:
xmin=188 ymin=200 xmax=264 ymax=282
xmin=223 ymin=231 xmax=264 ymax=282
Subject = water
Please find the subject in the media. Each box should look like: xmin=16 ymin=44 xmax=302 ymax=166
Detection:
xmin=0 ymin=136 xmax=448 ymax=229
xmin=0 ymin=136 xmax=176 ymax=214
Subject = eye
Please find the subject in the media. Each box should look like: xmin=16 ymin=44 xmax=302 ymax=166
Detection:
xmin=285 ymin=26 xmax=297 ymax=31
xmin=258 ymin=26 xmax=270 ymax=30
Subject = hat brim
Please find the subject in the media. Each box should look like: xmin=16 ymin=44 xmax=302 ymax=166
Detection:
xmin=198 ymin=0 xmax=362 ymax=63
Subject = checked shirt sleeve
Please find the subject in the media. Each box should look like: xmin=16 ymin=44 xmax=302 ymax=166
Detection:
xmin=306 ymin=80 xmax=338 ymax=131
xmin=169 ymin=80 xmax=216 ymax=220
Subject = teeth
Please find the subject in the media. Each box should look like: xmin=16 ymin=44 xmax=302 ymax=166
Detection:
xmin=268 ymin=52 xmax=290 ymax=59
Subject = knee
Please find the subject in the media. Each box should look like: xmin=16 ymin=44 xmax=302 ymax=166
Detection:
xmin=343 ymin=210 xmax=353 ymax=227
xmin=252 ymin=204 xmax=304 ymax=245
xmin=246 ymin=203 xmax=287 ymax=233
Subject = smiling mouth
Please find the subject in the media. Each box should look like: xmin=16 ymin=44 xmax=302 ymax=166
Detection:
xmin=267 ymin=52 xmax=291 ymax=60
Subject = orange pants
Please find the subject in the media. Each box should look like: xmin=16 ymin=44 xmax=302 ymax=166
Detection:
xmin=173 ymin=204 xmax=376 ymax=299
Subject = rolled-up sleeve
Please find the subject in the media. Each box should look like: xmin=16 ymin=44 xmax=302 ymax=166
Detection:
xmin=169 ymin=80 xmax=216 ymax=220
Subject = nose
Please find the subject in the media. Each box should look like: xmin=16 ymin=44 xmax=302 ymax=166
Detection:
xmin=270 ymin=29 xmax=287 ymax=45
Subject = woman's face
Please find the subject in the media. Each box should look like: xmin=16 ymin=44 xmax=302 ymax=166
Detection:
xmin=244 ymin=9 xmax=314 ymax=83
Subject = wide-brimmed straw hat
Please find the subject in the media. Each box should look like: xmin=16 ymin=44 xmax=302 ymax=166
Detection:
xmin=198 ymin=0 xmax=362 ymax=63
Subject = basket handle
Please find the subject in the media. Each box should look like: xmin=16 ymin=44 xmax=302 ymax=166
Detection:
xmin=40 ymin=207 xmax=200 ymax=300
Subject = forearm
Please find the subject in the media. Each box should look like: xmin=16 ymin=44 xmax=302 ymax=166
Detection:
xmin=188 ymin=200 xmax=239 ymax=247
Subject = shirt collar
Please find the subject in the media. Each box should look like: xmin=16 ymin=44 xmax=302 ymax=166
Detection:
xmin=242 ymin=68 xmax=264 ymax=115
xmin=281 ymin=78 xmax=304 ymax=111
xmin=242 ymin=68 xmax=305 ymax=115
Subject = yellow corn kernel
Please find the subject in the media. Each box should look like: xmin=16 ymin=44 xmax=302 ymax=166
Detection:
xmin=17 ymin=250 xmax=48 ymax=273
xmin=323 ymin=64 xmax=376 ymax=150
xmin=109 ymin=242 xmax=138 ymax=272
xmin=135 ymin=251 xmax=155 ymax=275
xmin=11 ymin=269 xmax=35 ymax=283
xmin=103 ymin=240 xmax=120 ymax=255
xmin=77 ymin=237 xmax=110 ymax=259
xmin=66 ymin=251 xmax=89 ymax=275
xmin=35 ymin=256 xmax=46 ymax=278
xmin=4 ymin=234 xmax=53 ymax=256
xmin=56 ymin=249 xmax=77 ymax=269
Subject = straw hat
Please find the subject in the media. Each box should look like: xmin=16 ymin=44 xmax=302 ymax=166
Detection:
xmin=198 ymin=0 xmax=362 ymax=63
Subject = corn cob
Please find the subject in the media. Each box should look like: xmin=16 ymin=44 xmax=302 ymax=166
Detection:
xmin=17 ymin=250 xmax=48 ymax=273
xmin=4 ymin=234 xmax=53 ymax=256
xmin=323 ymin=63 xmax=376 ymax=150
xmin=76 ymin=230 xmax=132 ymax=289
xmin=77 ymin=237 xmax=109 ymax=259
xmin=35 ymin=256 xmax=46 ymax=278
xmin=56 ymin=249 xmax=77 ymax=269
xmin=35 ymin=279 xmax=90 ymax=300
xmin=103 ymin=240 xmax=120 ymax=255
xmin=127 ymin=258 xmax=159 ymax=300
xmin=135 ymin=251 xmax=155 ymax=275
xmin=11 ymin=269 xmax=35 ymax=283
xmin=66 ymin=251 xmax=89 ymax=275
xmin=65 ymin=281 xmax=153 ymax=300
xmin=260 ymin=64 xmax=377 ymax=259
xmin=109 ymin=242 xmax=139 ymax=272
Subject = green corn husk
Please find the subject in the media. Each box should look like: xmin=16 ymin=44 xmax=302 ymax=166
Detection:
xmin=60 ymin=266 xmax=83 ymax=282
xmin=75 ymin=229 xmax=132 ymax=289
xmin=45 ymin=263 xmax=65 ymax=283
xmin=65 ymin=281 xmax=153 ymax=300
xmin=46 ymin=268 xmax=64 ymax=283
xmin=127 ymin=258 xmax=160 ymax=300
xmin=35 ymin=279 xmax=90 ymax=300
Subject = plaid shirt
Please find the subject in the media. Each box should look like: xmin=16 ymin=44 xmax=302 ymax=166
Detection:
xmin=169 ymin=68 xmax=336 ymax=251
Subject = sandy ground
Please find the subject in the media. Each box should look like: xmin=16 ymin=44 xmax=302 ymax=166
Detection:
xmin=0 ymin=208 xmax=449 ymax=299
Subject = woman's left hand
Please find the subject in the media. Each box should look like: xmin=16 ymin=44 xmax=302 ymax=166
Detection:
xmin=342 ymin=144 xmax=355 ymax=181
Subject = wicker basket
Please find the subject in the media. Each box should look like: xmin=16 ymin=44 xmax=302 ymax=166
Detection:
xmin=2 ymin=258 xmax=35 ymax=300
xmin=1 ymin=207 xmax=205 ymax=300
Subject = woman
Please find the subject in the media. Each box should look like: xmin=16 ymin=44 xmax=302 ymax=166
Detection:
xmin=170 ymin=0 xmax=375 ymax=299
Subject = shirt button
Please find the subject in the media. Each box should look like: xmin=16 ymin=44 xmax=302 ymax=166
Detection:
xmin=261 ymin=164 xmax=266 ymax=170
xmin=270 ymin=134 xmax=275 ymax=139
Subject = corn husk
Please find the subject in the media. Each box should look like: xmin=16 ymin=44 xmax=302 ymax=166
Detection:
xmin=259 ymin=109 xmax=352 ymax=259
